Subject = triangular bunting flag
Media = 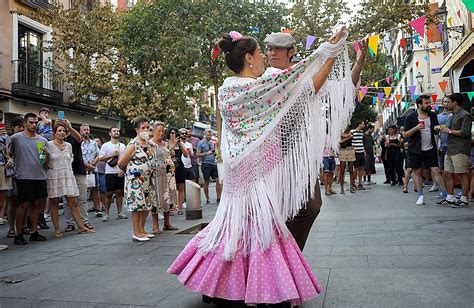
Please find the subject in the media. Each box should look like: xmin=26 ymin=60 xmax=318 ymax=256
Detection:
xmin=431 ymin=94 xmax=438 ymax=103
xmin=436 ymin=105 xmax=440 ymax=111
xmin=377 ymin=92 xmax=384 ymax=102
xmin=423 ymin=55 xmax=429 ymax=62
xmin=305 ymin=35 xmax=316 ymax=50
xmin=386 ymin=99 xmax=394 ymax=106
xmin=369 ymin=48 xmax=375 ymax=57
xmin=395 ymin=94 xmax=402 ymax=103
xmin=448 ymin=17 xmax=453 ymax=26
xmin=414 ymin=94 xmax=420 ymax=101
xmin=374 ymin=81 xmax=379 ymax=88
xmin=468 ymin=92 xmax=474 ymax=102
xmin=360 ymin=86 xmax=368 ymax=98
xmin=457 ymin=10 xmax=461 ymax=18
xmin=409 ymin=16 xmax=426 ymax=38
xmin=437 ymin=24 xmax=443 ymax=36
xmin=358 ymin=91 xmax=363 ymax=102
xmin=426 ymin=28 xmax=433 ymax=42
xmin=414 ymin=34 xmax=420 ymax=45
xmin=405 ymin=102 xmax=410 ymax=109
xmin=431 ymin=105 xmax=436 ymax=111
xmin=431 ymin=50 xmax=437 ymax=56
xmin=438 ymin=80 xmax=448 ymax=93
xmin=400 ymin=38 xmax=406 ymax=49
xmin=385 ymin=77 xmax=391 ymax=84
xmin=372 ymin=97 xmax=377 ymax=105
xmin=416 ymin=61 xmax=419 ymax=68
xmin=353 ymin=41 xmax=360 ymax=53
xmin=383 ymin=87 xmax=392 ymax=97
xmin=469 ymin=76 xmax=474 ymax=83
xmin=282 ymin=28 xmax=294 ymax=34
xmin=368 ymin=35 xmax=379 ymax=55
xmin=408 ymin=85 xmax=417 ymax=98
xmin=395 ymin=72 xmax=401 ymax=80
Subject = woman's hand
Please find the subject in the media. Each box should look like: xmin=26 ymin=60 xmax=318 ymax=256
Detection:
xmin=327 ymin=26 xmax=347 ymax=45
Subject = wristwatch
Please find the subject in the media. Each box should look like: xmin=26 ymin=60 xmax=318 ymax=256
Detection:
xmin=448 ymin=129 xmax=452 ymax=134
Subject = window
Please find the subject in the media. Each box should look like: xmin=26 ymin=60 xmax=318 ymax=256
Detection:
xmin=18 ymin=25 xmax=43 ymax=87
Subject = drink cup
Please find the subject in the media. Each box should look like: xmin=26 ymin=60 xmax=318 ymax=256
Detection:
xmin=418 ymin=120 xmax=425 ymax=129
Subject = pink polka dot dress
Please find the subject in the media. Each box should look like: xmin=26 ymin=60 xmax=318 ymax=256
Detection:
xmin=168 ymin=226 xmax=322 ymax=306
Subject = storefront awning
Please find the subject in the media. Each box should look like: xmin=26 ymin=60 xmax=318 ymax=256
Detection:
xmin=442 ymin=32 xmax=474 ymax=77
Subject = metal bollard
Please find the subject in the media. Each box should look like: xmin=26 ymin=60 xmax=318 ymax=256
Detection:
xmin=185 ymin=180 xmax=202 ymax=220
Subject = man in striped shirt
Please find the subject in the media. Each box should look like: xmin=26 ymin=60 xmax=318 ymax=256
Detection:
xmin=352 ymin=120 xmax=366 ymax=190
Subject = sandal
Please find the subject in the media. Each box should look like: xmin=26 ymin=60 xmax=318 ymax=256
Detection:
xmin=357 ymin=184 xmax=366 ymax=190
xmin=22 ymin=227 xmax=32 ymax=235
xmin=177 ymin=210 xmax=184 ymax=215
xmin=65 ymin=225 xmax=75 ymax=232
xmin=163 ymin=225 xmax=178 ymax=231
xmin=83 ymin=223 xmax=94 ymax=230
xmin=330 ymin=190 xmax=337 ymax=195
xmin=54 ymin=231 xmax=63 ymax=238
xmin=79 ymin=228 xmax=95 ymax=234
xmin=325 ymin=192 xmax=332 ymax=196
xmin=403 ymin=187 xmax=408 ymax=193
xmin=7 ymin=230 xmax=16 ymax=238
xmin=350 ymin=186 xmax=356 ymax=193
xmin=152 ymin=228 xmax=162 ymax=235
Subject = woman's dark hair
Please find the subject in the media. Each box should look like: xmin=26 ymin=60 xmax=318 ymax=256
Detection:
xmin=388 ymin=125 xmax=397 ymax=130
xmin=132 ymin=116 xmax=149 ymax=129
xmin=447 ymin=93 xmax=464 ymax=106
xmin=165 ymin=127 xmax=178 ymax=140
xmin=217 ymin=33 xmax=258 ymax=74
xmin=53 ymin=122 xmax=68 ymax=133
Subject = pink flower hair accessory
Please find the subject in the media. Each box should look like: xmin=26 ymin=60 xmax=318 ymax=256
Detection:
xmin=229 ymin=31 xmax=243 ymax=42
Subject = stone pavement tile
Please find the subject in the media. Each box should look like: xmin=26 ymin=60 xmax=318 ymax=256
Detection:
xmin=305 ymin=231 xmax=335 ymax=239
xmin=0 ymin=260 xmax=28 ymax=272
xmin=72 ymin=241 xmax=160 ymax=257
xmin=154 ymin=286 xmax=215 ymax=308
xmin=368 ymin=255 xmax=474 ymax=269
xmin=32 ymin=300 xmax=153 ymax=307
xmin=429 ymin=235 xmax=474 ymax=245
xmin=334 ymin=230 xmax=392 ymax=238
xmin=312 ymin=224 xmax=362 ymax=232
xmin=306 ymin=256 xmax=368 ymax=269
xmin=315 ymin=212 xmax=342 ymax=220
xmin=323 ymin=268 xmax=474 ymax=307
xmin=297 ymin=244 xmax=332 ymax=256
xmin=0 ymin=298 xmax=37 ymax=308
xmin=363 ymin=236 xmax=433 ymax=246
xmin=331 ymin=245 xmax=404 ymax=256
xmin=35 ymin=265 xmax=178 ymax=305
xmin=391 ymin=229 xmax=461 ymax=237
xmin=412 ymin=207 xmax=474 ymax=217
xmin=340 ymin=209 xmax=417 ymax=220
xmin=306 ymin=237 xmax=364 ymax=246
xmin=400 ymin=244 xmax=474 ymax=256
xmin=336 ymin=220 xmax=389 ymax=226
xmin=0 ymin=263 xmax=98 ymax=298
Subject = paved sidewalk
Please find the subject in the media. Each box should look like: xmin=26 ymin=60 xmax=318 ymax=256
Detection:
xmin=1 ymin=169 xmax=474 ymax=307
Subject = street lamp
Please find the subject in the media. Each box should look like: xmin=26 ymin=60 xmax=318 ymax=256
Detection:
xmin=416 ymin=71 xmax=424 ymax=92
xmin=436 ymin=3 xmax=465 ymax=35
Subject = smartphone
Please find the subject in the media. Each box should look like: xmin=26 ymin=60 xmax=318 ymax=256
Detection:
xmin=0 ymin=124 xmax=5 ymax=130
xmin=58 ymin=111 xmax=65 ymax=119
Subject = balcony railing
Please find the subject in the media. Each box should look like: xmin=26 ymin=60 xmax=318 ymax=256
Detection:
xmin=12 ymin=59 xmax=64 ymax=104
xmin=16 ymin=0 xmax=55 ymax=10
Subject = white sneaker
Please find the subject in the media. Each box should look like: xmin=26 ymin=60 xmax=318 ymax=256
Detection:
xmin=182 ymin=202 xmax=187 ymax=209
xmin=158 ymin=213 xmax=164 ymax=220
xmin=416 ymin=195 xmax=425 ymax=206
xmin=102 ymin=214 xmax=109 ymax=222
xmin=0 ymin=218 xmax=5 ymax=225
xmin=429 ymin=184 xmax=438 ymax=192
xmin=44 ymin=213 xmax=51 ymax=222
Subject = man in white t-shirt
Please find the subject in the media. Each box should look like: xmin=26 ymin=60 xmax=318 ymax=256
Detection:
xmin=99 ymin=126 xmax=126 ymax=222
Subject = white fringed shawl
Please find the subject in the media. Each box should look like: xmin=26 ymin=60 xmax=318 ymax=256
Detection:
xmin=198 ymin=36 xmax=355 ymax=260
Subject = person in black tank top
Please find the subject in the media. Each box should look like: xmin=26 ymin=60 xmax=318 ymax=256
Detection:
xmin=385 ymin=125 xmax=404 ymax=186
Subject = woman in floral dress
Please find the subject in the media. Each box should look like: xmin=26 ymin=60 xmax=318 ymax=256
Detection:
xmin=118 ymin=116 xmax=154 ymax=242
xmin=149 ymin=121 xmax=178 ymax=234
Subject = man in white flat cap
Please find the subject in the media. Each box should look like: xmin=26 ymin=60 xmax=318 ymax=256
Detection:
xmin=263 ymin=31 xmax=368 ymax=252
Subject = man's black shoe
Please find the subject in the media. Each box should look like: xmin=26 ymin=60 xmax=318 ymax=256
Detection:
xmin=38 ymin=220 xmax=50 ymax=230
xmin=30 ymin=231 xmax=47 ymax=241
xmin=14 ymin=234 xmax=28 ymax=245
xmin=383 ymin=181 xmax=391 ymax=184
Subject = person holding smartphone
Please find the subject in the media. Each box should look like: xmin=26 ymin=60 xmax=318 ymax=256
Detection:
xmin=197 ymin=129 xmax=221 ymax=205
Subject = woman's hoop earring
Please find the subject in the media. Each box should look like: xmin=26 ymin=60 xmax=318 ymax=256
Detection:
xmin=250 ymin=64 xmax=253 ymax=68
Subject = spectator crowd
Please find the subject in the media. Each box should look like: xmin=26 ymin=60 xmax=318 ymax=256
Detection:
xmin=0 ymin=108 xmax=222 ymax=247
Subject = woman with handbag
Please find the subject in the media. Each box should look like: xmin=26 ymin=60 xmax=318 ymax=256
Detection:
xmin=47 ymin=123 xmax=95 ymax=238
xmin=118 ymin=116 xmax=155 ymax=242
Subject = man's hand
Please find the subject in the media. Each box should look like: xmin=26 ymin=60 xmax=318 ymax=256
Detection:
xmin=118 ymin=170 xmax=125 ymax=177
xmin=356 ymin=38 xmax=368 ymax=62
xmin=328 ymin=26 xmax=347 ymax=44
xmin=5 ymin=158 xmax=14 ymax=169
